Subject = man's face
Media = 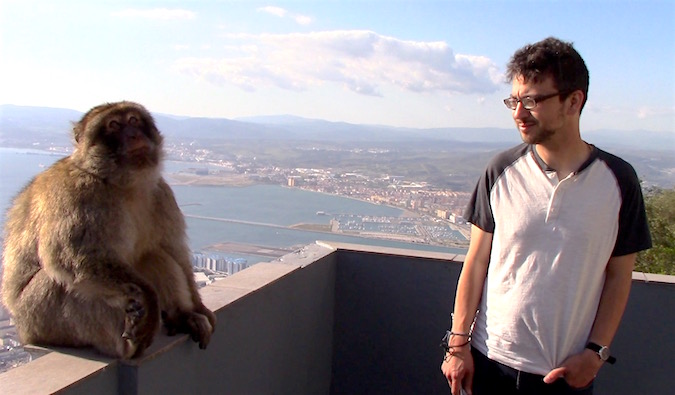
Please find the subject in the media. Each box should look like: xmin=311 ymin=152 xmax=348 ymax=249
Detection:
xmin=510 ymin=75 xmax=566 ymax=145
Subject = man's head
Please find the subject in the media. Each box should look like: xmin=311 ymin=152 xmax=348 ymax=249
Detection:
xmin=506 ymin=37 xmax=589 ymax=113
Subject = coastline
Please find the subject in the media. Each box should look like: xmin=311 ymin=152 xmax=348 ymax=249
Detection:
xmin=280 ymin=184 xmax=419 ymax=218
xmin=166 ymin=172 xmax=256 ymax=187
xmin=169 ymin=171 xmax=469 ymax=249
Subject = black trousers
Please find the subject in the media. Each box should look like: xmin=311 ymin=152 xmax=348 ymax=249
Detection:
xmin=471 ymin=348 xmax=594 ymax=395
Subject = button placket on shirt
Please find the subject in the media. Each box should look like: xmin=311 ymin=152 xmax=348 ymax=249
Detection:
xmin=545 ymin=173 xmax=574 ymax=223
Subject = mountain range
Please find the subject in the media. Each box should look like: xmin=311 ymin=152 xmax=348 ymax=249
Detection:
xmin=1 ymin=104 xmax=672 ymax=150
xmin=1 ymin=104 xmax=673 ymax=190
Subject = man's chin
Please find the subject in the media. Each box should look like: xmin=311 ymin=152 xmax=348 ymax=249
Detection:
xmin=520 ymin=130 xmax=553 ymax=145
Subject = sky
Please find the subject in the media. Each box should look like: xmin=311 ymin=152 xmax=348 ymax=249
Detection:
xmin=1 ymin=0 xmax=674 ymax=133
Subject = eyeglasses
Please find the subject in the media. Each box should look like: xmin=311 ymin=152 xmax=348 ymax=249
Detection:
xmin=503 ymin=91 xmax=569 ymax=110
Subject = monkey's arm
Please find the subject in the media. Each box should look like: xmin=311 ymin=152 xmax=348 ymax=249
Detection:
xmin=142 ymin=179 xmax=216 ymax=346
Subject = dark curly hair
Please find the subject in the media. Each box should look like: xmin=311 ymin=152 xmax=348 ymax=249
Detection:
xmin=506 ymin=37 xmax=589 ymax=113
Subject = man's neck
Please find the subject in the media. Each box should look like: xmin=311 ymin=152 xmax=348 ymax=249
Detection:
xmin=535 ymin=135 xmax=591 ymax=180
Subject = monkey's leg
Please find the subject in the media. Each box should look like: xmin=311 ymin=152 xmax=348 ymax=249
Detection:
xmin=13 ymin=269 xmax=158 ymax=359
xmin=136 ymin=251 xmax=215 ymax=349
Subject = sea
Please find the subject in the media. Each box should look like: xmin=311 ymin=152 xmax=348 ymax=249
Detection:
xmin=0 ymin=147 xmax=466 ymax=266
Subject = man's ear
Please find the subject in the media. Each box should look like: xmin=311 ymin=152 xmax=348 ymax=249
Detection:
xmin=567 ymin=90 xmax=585 ymax=115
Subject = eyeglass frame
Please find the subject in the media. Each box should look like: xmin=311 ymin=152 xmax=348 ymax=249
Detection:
xmin=503 ymin=90 xmax=573 ymax=110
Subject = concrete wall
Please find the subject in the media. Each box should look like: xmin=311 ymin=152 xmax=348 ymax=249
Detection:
xmin=150 ymin=251 xmax=338 ymax=395
xmin=330 ymin=247 xmax=464 ymax=395
xmin=599 ymin=276 xmax=675 ymax=395
xmin=328 ymin=246 xmax=675 ymax=395
xmin=1 ymin=242 xmax=673 ymax=395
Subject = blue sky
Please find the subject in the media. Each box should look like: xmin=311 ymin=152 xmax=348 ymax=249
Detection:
xmin=1 ymin=0 xmax=673 ymax=133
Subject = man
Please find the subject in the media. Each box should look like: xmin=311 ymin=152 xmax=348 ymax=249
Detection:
xmin=441 ymin=37 xmax=651 ymax=395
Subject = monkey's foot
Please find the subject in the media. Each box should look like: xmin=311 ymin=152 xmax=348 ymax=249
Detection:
xmin=122 ymin=300 xmax=145 ymax=340
xmin=162 ymin=309 xmax=215 ymax=349
xmin=188 ymin=312 xmax=214 ymax=349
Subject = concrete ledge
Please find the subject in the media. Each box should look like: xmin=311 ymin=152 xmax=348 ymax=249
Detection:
xmin=0 ymin=252 xmax=323 ymax=395
xmin=316 ymin=240 xmax=462 ymax=262
xmin=632 ymin=270 xmax=675 ymax=284
xmin=0 ymin=348 xmax=115 ymax=395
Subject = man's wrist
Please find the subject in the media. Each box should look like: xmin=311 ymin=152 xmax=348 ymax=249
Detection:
xmin=448 ymin=333 xmax=471 ymax=347
xmin=441 ymin=330 xmax=472 ymax=353
xmin=441 ymin=331 xmax=471 ymax=362
xmin=586 ymin=342 xmax=616 ymax=364
xmin=442 ymin=311 xmax=479 ymax=356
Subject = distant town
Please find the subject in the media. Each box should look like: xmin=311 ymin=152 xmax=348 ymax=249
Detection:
xmin=25 ymin=138 xmax=474 ymax=248
xmin=164 ymin=140 xmax=472 ymax=247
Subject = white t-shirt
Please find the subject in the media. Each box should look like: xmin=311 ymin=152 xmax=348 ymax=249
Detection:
xmin=464 ymin=143 xmax=651 ymax=374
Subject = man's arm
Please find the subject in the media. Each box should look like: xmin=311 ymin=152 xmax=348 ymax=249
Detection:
xmin=452 ymin=225 xmax=492 ymax=335
xmin=588 ymin=252 xmax=636 ymax=346
xmin=441 ymin=224 xmax=492 ymax=395
xmin=544 ymin=253 xmax=636 ymax=388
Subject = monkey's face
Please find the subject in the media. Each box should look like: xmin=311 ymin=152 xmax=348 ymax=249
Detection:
xmin=73 ymin=102 xmax=163 ymax=177
xmin=100 ymin=110 xmax=159 ymax=168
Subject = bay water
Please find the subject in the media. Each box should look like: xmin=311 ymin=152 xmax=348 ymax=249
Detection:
xmin=0 ymin=148 xmax=466 ymax=265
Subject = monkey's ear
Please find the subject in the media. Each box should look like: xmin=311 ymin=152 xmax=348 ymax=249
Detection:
xmin=72 ymin=121 xmax=84 ymax=143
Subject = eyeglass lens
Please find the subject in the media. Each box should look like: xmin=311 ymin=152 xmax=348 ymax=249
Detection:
xmin=504 ymin=97 xmax=536 ymax=110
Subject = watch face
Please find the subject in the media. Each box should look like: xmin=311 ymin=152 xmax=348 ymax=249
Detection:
xmin=599 ymin=346 xmax=610 ymax=360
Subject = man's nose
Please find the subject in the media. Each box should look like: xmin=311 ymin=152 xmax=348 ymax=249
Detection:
xmin=513 ymin=101 xmax=530 ymax=119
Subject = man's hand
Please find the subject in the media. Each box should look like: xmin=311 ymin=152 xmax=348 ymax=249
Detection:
xmin=441 ymin=346 xmax=474 ymax=395
xmin=543 ymin=349 xmax=603 ymax=389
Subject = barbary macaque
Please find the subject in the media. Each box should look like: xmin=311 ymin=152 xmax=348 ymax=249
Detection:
xmin=1 ymin=101 xmax=216 ymax=359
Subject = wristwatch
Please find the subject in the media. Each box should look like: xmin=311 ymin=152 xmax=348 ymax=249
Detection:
xmin=586 ymin=342 xmax=616 ymax=364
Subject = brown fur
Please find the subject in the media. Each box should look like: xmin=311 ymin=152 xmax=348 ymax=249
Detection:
xmin=1 ymin=101 xmax=216 ymax=359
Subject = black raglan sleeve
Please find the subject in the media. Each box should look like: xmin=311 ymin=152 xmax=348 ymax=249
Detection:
xmin=464 ymin=144 xmax=529 ymax=234
xmin=464 ymin=169 xmax=495 ymax=233
xmin=599 ymin=149 xmax=652 ymax=256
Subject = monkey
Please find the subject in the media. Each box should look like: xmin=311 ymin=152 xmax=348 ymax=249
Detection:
xmin=1 ymin=101 xmax=216 ymax=359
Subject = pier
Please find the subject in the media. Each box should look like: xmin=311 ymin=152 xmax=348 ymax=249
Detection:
xmin=202 ymin=241 xmax=295 ymax=258
xmin=184 ymin=214 xmax=292 ymax=230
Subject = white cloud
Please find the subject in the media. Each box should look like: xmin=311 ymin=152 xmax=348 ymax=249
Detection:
xmin=258 ymin=6 xmax=287 ymax=18
xmin=257 ymin=6 xmax=313 ymax=25
xmin=174 ymin=30 xmax=502 ymax=97
xmin=637 ymin=106 xmax=675 ymax=119
xmin=111 ymin=8 xmax=196 ymax=20
xmin=293 ymin=15 xmax=313 ymax=26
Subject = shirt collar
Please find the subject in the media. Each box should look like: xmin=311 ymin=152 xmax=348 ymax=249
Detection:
xmin=529 ymin=143 xmax=598 ymax=175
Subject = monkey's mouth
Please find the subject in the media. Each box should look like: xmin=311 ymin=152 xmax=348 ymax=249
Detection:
xmin=127 ymin=138 xmax=151 ymax=153
xmin=120 ymin=145 xmax=158 ymax=168
xmin=128 ymin=146 xmax=152 ymax=156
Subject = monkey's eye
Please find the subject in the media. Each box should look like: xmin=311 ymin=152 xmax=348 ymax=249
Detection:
xmin=107 ymin=120 xmax=122 ymax=131
xmin=128 ymin=116 xmax=139 ymax=125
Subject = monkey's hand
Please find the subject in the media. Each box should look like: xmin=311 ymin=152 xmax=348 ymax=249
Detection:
xmin=120 ymin=283 xmax=160 ymax=358
xmin=162 ymin=305 xmax=216 ymax=349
